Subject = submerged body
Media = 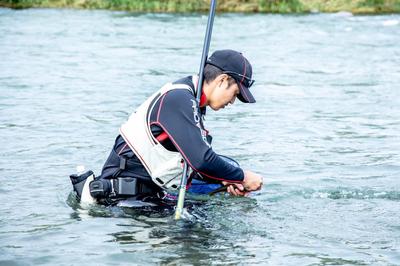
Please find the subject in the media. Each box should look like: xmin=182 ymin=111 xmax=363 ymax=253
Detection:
xmin=70 ymin=50 xmax=263 ymax=208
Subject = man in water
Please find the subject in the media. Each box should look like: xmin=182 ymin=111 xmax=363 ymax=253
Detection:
xmin=77 ymin=49 xmax=263 ymax=205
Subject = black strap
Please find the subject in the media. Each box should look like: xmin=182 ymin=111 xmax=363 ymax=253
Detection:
xmin=119 ymin=156 xmax=126 ymax=170
xmin=112 ymin=156 xmax=126 ymax=178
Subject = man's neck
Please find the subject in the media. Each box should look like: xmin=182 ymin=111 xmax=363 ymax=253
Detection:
xmin=192 ymin=75 xmax=208 ymax=107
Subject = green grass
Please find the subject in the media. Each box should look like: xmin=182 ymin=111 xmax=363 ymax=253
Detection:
xmin=357 ymin=0 xmax=400 ymax=13
xmin=258 ymin=0 xmax=303 ymax=13
xmin=0 ymin=0 xmax=209 ymax=11
xmin=1 ymin=0 xmax=400 ymax=13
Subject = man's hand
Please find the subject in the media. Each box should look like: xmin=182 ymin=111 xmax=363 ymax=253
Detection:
xmin=222 ymin=171 xmax=263 ymax=197
xmin=242 ymin=170 xmax=263 ymax=192
xmin=223 ymin=183 xmax=249 ymax=197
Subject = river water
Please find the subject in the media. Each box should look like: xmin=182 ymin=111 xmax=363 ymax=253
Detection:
xmin=0 ymin=8 xmax=399 ymax=265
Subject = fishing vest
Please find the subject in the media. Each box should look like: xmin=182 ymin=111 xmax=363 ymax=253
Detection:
xmin=120 ymin=77 xmax=200 ymax=190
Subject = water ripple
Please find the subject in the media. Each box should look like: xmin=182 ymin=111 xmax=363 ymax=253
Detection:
xmin=1 ymin=9 xmax=399 ymax=266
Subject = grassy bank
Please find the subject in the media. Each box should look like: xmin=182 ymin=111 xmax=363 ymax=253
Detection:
xmin=1 ymin=0 xmax=400 ymax=14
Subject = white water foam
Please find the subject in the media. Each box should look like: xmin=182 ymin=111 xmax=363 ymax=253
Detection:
xmin=382 ymin=20 xmax=399 ymax=26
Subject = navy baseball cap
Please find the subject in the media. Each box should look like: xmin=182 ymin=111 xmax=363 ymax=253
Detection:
xmin=207 ymin=49 xmax=255 ymax=103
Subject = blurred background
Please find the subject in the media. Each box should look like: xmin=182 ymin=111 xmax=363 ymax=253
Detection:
xmin=0 ymin=3 xmax=399 ymax=265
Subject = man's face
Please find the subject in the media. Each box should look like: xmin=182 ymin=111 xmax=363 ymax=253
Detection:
xmin=208 ymin=75 xmax=240 ymax=111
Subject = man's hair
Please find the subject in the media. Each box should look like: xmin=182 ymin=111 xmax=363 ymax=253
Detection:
xmin=204 ymin=64 xmax=236 ymax=86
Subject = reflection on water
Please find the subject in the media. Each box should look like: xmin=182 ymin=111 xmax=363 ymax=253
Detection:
xmin=0 ymin=8 xmax=400 ymax=265
xmin=106 ymin=198 xmax=262 ymax=264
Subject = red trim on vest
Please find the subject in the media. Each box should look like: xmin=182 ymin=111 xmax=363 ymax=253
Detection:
xmin=120 ymin=130 xmax=151 ymax=173
xmin=118 ymin=144 xmax=128 ymax=155
xmin=156 ymin=131 xmax=169 ymax=142
xmin=150 ymin=121 xmax=242 ymax=183
xmin=155 ymin=89 xmax=206 ymax=143
xmin=200 ymin=91 xmax=207 ymax=107
xmin=157 ymin=93 xmax=168 ymax=122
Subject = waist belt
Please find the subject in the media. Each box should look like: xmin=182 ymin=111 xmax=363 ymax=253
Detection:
xmin=90 ymin=154 xmax=159 ymax=201
xmin=89 ymin=176 xmax=158 ymax=205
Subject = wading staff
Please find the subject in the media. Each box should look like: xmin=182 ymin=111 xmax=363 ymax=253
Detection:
xmin=174 ymin=0 xmax=217 ymax=220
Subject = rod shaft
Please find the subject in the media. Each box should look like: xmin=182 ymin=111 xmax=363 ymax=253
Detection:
xmin=174 ymin=0 xmax=217 ymax=220
xmin=174 ymin=163 xmax=188 ymax=220
xmin=196 ymin=0 xmax=217 ymax=102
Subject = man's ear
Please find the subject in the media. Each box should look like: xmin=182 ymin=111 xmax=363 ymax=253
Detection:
xmin=217 ymin=74 xmax=230 ymax=88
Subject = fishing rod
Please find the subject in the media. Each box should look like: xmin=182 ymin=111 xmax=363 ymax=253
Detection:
xmin=174 ymin=0 xmax=217 ymax=220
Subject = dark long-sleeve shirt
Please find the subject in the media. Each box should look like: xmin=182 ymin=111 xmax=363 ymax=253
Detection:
xmin=100 ymin=76 xmax=244 ymax=184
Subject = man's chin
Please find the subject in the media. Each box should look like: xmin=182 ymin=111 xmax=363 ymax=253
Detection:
xmin=211 ymin=106 xmax=225 ymax=111
xmin=210 ymin=105 xmax=222 ymax=111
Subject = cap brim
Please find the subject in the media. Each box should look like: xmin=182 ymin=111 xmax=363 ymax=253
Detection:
xmin=237 ymin=83 xmax=256 ymax=103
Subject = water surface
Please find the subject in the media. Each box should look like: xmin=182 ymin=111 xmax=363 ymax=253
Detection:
xmin=0 ymin=8 xmax=399 ymax=265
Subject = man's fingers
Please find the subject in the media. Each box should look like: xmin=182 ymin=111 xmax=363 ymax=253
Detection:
xmin=227 ymin=185 xmax=241 ymax=196
xmin=235 ymin=183 xmax=245 ymax=191
xmin=232 ymin=186 xmax=240 ymax=196
xmin=229 ymin=186 xmax=238 ymax=196
xmin=227 ymin=185 xmax=231 ymax=194
xmin=235 ymin=188 xmax=246 ymax=196
xmin=225 ymin=184 xmax=249 ymax=197
xmin=233 ymin=186 xmax=247 ymax=197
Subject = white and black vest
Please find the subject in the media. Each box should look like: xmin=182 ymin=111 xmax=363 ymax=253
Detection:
xmin=120 ymin=77 xmax=199 ymax=190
